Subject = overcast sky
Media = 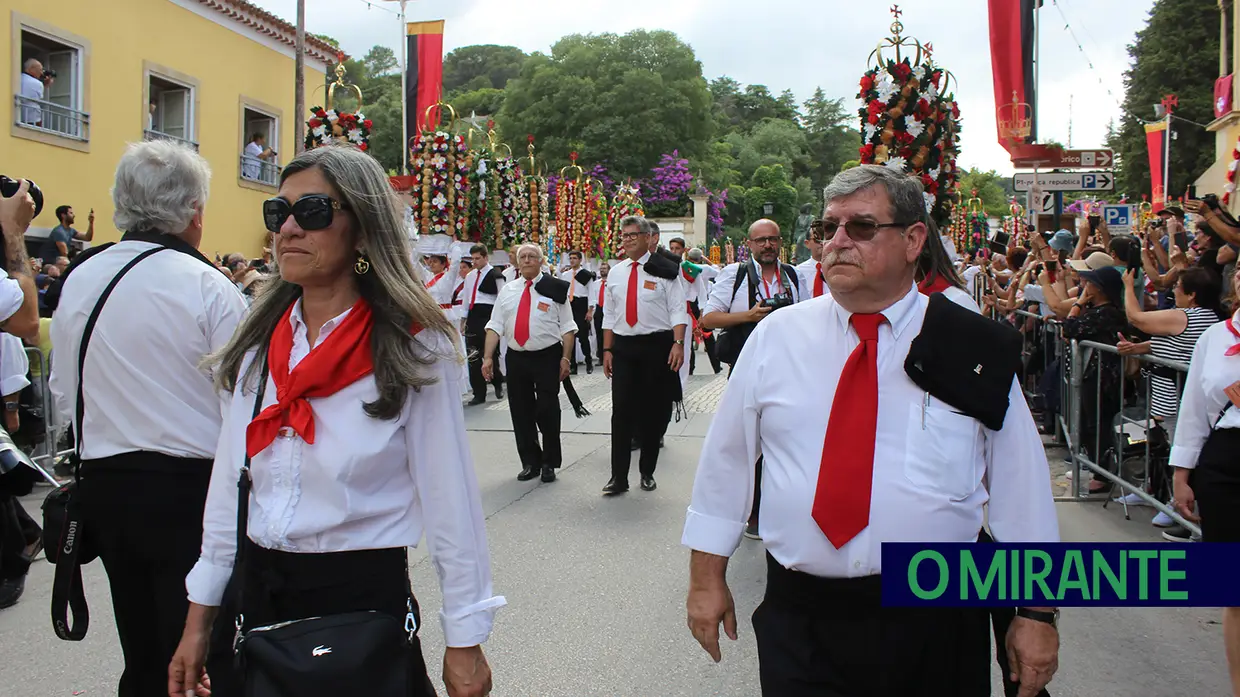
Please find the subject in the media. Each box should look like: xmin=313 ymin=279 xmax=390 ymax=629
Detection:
xmin=251 ymin=0 xmax=1157 ymax=177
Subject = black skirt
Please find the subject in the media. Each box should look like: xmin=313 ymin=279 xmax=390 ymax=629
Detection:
xmin=206 ymin=540 xmax=436 ymax=697
xmin=1190 ymin=427 xmax=1240 ymax=543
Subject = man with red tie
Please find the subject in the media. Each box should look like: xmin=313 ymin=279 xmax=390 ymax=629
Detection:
xmin=683 ymin=165 xmax=1060 ymax=696
xmin=601 ymin=216 xmax=687 ymax=495
xmin=462 ymin=244 xmax=506 ymax=405
xmin=482 ymin=243 xmax=577 ymax=483
xmin=794 ymin=218 xmax=829 ymax=299
xmin=587 ymin=261 xmax=610 ymax=364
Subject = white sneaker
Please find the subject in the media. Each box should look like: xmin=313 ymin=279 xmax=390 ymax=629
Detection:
xmin=1112 ymin=492 xmax=1151 ymax=507
xmin=1151 ymin=510 xmax=1174 ymax=528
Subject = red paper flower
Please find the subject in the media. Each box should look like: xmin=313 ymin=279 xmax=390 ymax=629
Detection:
xmin=860 ymin=144 xmax=876 ymax=160
xmin=860 ymin=74 xmax=875 ymax=92
xmin=359 ymin=143 xmax=368 ymax=152
xmin=308 ymin=118 xmax=320 ymax=128
xmin=363 ymin=119 xmax=372 ymax=129
xmin=893 ymin=62 xmax=912 ymax=81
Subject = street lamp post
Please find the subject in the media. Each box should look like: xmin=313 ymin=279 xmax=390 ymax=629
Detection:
xmin=763 ymin=201 xmax=774 ymax=217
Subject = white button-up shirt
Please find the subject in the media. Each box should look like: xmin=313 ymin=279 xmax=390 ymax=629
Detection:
xmin=795 ymin=257 xmax=830 ymax=299
xmin=0 ymin=333 xmax=30 ymax=396
xmin=0 ymin=277 xmax=26 ymax=324
xmin=461 ymin=264 xmax=503 ymax=312
xmin=559 ymin=267 xmax=591 ymax=299
xmin=50 ymin=241 xmax=247 ymax=460
xmin=703 ymin=259 xmax=806 ymax=317
xmin=682 ymin=284 xmax=1060 ymax=577
xmin=601 ymin=252 xmax=689 ymax=336
xmin=587 ymin=276 xmax=608 ymax=310
xmin=485 ymin=273 xmax=577 ymax=352
xmin=186 ymin=300 xmax=505 ymax=646
xmin=1170 ymin=312 xmax=1240 ymax=469
xmin=19 ymin=73 xmax=42 ymax=125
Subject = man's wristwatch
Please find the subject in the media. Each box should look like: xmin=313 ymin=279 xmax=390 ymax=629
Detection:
xmin=673 ymin=339 xmax=685 ymax=346
xmin=3 ymin=402 xmax=17 ymax=412
xmin=1016 ymin=607 xmax=1059 ymax=628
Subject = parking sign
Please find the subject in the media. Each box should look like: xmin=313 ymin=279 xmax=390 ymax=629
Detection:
xmin=1103 ymin=205 xmax=1136 ymax=236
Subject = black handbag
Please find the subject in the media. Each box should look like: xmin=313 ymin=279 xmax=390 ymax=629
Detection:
xmin=231 ymin=362 xmax=421 ymax=697
xmin=43 ymin=244 xmax=168 ymax=641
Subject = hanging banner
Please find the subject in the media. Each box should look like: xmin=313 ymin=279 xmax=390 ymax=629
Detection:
xmin=406 ymin=20 xmax=446 ymax=136
xmin=1215 ymin=74 xmax=1233 ymax=118
xmin=987 ymin=0 xmax=1039 ymax=151
xmin=1145 ymin=120 xmax=1168 ymax=211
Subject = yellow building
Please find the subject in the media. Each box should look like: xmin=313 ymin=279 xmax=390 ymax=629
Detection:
xmin=3 ymin=0 xmax=336 ymax=259
xmin=1198 ymin=0 xmax=1240 ymax=210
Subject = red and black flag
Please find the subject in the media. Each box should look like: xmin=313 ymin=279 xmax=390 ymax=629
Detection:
xmin=406 ymin=20 xmax=445 ymax=137
xmin=987 ymin=0 xmax=1040 ymax=150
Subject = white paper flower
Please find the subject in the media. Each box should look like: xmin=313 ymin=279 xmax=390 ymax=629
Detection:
xmin=929 ymin=166 xmax=941 ymax=180
xmin=923 ymin=192 xmax=936 ymax=214
xmin=347 ymin=128 xmax=363 ymax=143
xmin=326 ymin=111 xmax=339 ymax=123
xmin=914 ymin=65 xmax=927 ymax=81
xmin=876 ymin=78 xmax=898 ymax=103
xmin=432 ymin=193 xmax=448 ymax=208
xmin=906 ymin=119 xmax=926 ymax=138
xmin=1226 ymin=183 xmax=1236 ymax=193
xmin=1229 ymin=159 xmax=1238 ymax=173
xmin=864 ymin=123 xmax=879 ymax=141
xmin=312 ymin=125 xmax=327 ymax=138
xmin=885 ymin=156 xmax=908 ymax=172
xmin=430 ymin=155 xmax=447 ymax=169
xmin=924 ymin=82 xmax=939 ymax=101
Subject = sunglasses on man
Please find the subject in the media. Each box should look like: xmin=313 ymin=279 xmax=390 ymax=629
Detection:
xmin=263 ymin=194 xmax=347 ymax=233
xmin=820 ymin=219 xmax=913 ymax=242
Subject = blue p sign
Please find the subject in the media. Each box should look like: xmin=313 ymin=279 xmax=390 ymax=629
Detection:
xmin=1105 ymin=207 xmax=1127 ymax=226
xmin=1082 ymin=174 xmax=1096 ymax=189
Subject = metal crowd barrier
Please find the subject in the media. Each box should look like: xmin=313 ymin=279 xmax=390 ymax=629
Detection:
xmin=22 ymin=346 xmax=74 ymax=473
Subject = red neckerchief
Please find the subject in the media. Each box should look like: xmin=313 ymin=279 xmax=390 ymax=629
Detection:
xmin=918 ymin=275 xmax=953 ymax=296
xmin=246 ymin=299 xmax=379 ymax=457
xmin=426 ymin=271 xmax=445 ymax=288
xmin=1226 ymin=314 xmax=1240 ymax=357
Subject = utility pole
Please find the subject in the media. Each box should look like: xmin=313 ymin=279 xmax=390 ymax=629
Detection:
xmin=1067 ymin=94 xmax=1073 ymax=148
xmin=295 ymin=0 xmax=306 ymax=154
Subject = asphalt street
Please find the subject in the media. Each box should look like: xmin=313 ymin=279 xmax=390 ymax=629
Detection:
xmin=0 ymin=359 xmax=1231 ymax=696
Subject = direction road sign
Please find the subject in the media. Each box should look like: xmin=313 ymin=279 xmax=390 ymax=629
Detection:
xmin=1103 ymin=204 xmax=1136 ymax=235
xmin=1013 ymin=171 xmax=1114 ymax=192
xmin=1012 ymin=148 xmax=1114 ymax=169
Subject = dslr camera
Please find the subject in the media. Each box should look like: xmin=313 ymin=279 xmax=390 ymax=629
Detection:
xmin=41 ymin=68 xmax=56 ymax=81
xmin=760 ymin=292 xmax=794 ymax=311
xmin=0 ymin=175 xmax=45 ymax=272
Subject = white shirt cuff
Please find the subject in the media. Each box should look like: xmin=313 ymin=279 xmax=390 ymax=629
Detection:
xmin=440 ymin=595 xmax=507 ymax=647
xmin=0 ymin=375 xmax=29 ymax=396
xmin=681 ymin=507 xmax=744 ymax=558
xmin=185 ymin=557 xmax=235 ymax=607
xmin=1169 ymin=445 xmax=1201 ymax=470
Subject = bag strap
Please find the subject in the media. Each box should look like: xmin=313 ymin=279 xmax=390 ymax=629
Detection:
xmin=1215 ymin=403 xmax=1234 ymax=430
xmin=726 ymin=261 xmax=748 ymax=309
xmin=233 ymin=358 xmax=270 ymax=635
xmin=50 ymin=245 xmax=166 ymax=643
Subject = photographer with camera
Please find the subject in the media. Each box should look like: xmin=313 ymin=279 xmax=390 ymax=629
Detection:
xmin=18 ymin=58 xmax=54 ymax=127
xmin=700 ymin=219 xmax=805 ymax=540
xmin=0 ymin=178 xmax=44 ymax=342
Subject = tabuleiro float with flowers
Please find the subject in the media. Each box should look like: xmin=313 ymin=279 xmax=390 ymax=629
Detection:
xmin=467 ymin=123 xmax=525 ymax=253
xmin=305 ymin=59 xmax=372 ymax=152
xmin=607 ymin=182 xmax=644 ymax=260
xmin=408 ymin=103 xmax=473 ymax=240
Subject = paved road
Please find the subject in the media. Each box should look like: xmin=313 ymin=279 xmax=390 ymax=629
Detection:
xmin=0 ymin=361 xmax=1231 ymax=696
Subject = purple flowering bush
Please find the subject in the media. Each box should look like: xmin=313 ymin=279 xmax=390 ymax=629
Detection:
xmin=642 ymin=151 xmax=694 ymax=217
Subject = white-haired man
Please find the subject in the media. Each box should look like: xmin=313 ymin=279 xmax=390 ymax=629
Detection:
xmin=483 ymin=244 xmax=577 ymax=483
xmin=50 ymin=140 xmax=246 ymax=697
xmin=684 ymin=165 xmax=1060 ymax=696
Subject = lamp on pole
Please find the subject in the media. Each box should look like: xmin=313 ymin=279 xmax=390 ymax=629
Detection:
xmin=763 ymin=201 xmax=774 ymax=217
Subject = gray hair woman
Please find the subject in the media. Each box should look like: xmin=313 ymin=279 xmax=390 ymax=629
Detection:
xmin=169 ymin=144 xmax=502 ymax=697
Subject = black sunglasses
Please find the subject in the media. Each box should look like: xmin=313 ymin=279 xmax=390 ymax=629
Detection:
xmin=820 ymin=219 xmax=913 ymax=242
xmin=263 ymin=194 xmax=346 ymax=233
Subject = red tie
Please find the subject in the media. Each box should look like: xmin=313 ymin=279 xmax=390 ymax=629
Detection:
xmin=469 ymin=272 xmax=481 ymax=309
xmin=814 ymin=263 xmax=824 ymax=298
xmin=514 ymin=279 xmax=533 ymax=346
xmin=812 ymin=313 xmax=886 ymax=549
xmin=598 ymin=280 xmax=606 ymax=308
xmin=626 ymin=262 xmax=640 ymax=327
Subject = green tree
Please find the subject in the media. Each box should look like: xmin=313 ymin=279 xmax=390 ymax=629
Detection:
xmin=443 ymin=45 xmax=527 ymax=92
xmin=1111 ymin=0 xmax=1218 ymax=200
xmin=743 ymin=164 xmax=799 ymax=235
xmin=802 ymin=88 xmax=861 ymax=195
xmin=958 ymin=168 xmax=1013 ymax=218
xmin=499 ymin=30 xmax=714 ymax=178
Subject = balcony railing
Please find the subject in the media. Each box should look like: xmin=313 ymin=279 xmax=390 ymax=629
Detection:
xmin=240 ymin=154 xmax=281 ymax=186
xmin=144 ymin=129 xmax=199 ymax=152
xmin=14 ymin=94 xmax=89 ymax=141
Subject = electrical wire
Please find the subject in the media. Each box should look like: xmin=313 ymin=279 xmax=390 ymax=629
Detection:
xmin=349 ymin=0 xmax=402 ymax=17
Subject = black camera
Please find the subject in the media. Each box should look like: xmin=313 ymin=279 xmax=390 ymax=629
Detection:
xmin=41 ymin=68 xmax=56 ymax=80
xmin=0 ymin=175 xmax=44 ymax=219
xmin=760 ymin=293 xmax=794 ymax=311
xmin=1202 ymin=193 xmax=1221 ymax=210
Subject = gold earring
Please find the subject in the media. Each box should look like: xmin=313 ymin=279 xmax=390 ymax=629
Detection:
xmin=354 ymin=253 xmax=370 ymax=275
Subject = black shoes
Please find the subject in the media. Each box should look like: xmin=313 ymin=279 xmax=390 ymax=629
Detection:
xmin=586 ymin=363 xmax=593 ymax=375
xmin=517 ymin=467 xmax=539 ymax=482
xmin=602 ymin=478 xmax=628 ymax=495
xmin=640 ymin=477 xmax=657 ymax=491
xmin=468 ymin=396 xmax=485 ymax=406
xmin=0 ymin=575 xmax=26 ymax=610
xmin=494 ymin=384 xmax=504 ymax=399
xmin=541 ymin=467 xmax=556 ymax=483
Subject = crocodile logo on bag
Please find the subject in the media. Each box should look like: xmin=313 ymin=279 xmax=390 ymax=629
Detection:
xmin=312 ymin=645 xmax=333 ymax=657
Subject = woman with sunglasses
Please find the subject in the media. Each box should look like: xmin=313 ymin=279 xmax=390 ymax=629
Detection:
xmin=168 ymin=144 xmax=503 ymax=697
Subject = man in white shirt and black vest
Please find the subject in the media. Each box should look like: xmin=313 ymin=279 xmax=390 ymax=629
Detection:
xmin=559 ymin=249 xmax=596 ymax=374
xmin=461 ymin=244 xmax=506 ymax=405
xmin=601 ymin=216 xmax=687 ymax=494
xmin=483 ymin=244 xmax=577 ymax=483
xmin=49 ymin=141 xmax=247 ymax=697
xmin=683 ymin=165 xmax=1060 ymax=696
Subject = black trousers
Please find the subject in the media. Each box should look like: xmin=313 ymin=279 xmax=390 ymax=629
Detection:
xmin=0 ymin=494 xmax=39 ymax=581
xmin=465 ymin=305 xmax=502 ymax=399
xmin=507 ymin=344 xmax=563 ymax=470
xmin=207 ymin=541 xmax=435 ymax=697
xmin=593 ymin=310 xmax=605 ymax=362
xmin=570 ymin=297 xmax=592 ymax=369
xmin=76 ymin=451 xmax=212 ymax=697
xmin=610 ymin=331 xmax=676 ymax=481
xmin=1190 ymin=427 xmax=1240 ymax=543
xmin=753 ymin=553 xmax=991 ymax=697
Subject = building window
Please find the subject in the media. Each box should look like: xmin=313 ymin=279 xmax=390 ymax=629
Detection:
xmin=16 ymin=28 xmax=88 ymax=140
xmin=241 ymin=107 xmax=280 ymax=186
xmin=145 ymin=75 xmax=197 ymax=150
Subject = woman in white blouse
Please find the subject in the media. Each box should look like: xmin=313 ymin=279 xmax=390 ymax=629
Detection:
xmin=168 ymin=144 xmax=502 ymax=697
xmin=1170 ymin=261 xmax=1240 ymax=695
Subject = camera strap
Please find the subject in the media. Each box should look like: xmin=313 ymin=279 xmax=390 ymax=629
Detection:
xmin=50 ymin=245 xmax=167 ymax=642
